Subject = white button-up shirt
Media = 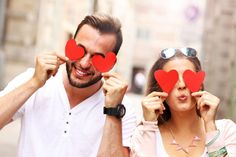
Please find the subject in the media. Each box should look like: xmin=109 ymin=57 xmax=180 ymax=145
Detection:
xmin=0 ymin=67 xmax=137 ymax=157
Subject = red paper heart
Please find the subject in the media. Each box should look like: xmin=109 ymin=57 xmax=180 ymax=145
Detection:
xmin=91 ymin=52 xmax=117 ymax=72
xmin=154 ymin=70 xmax=178 ymax=93
xmin=183 ymin=70 xmax=205 ymax=92
xmin=65 ymin=39 xmax=85 ymax=60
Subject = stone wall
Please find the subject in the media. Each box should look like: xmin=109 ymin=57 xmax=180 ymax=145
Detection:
xmin=3 ymin=0 xmax=39 ymax=64
xmin=202 ymin=0 xmax=236 ymax=120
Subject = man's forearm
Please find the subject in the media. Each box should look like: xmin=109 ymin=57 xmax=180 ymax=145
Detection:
xmin=0 ymin=78 xmax=39 ymax=128
xmin=97 ymin=116 xmax=129 ymax=157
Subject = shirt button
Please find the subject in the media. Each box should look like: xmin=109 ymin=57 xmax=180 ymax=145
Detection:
xmin=64 ymin=131 xmax=67 ymax=133
xmin=66 ymin=122 xmax=69 ymax=124
xmin=69 ymin=112 xmax=71 ymax=115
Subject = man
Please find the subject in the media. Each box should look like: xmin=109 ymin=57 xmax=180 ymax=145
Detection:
xmin=0 ymin=14 xmax=136 ymax=157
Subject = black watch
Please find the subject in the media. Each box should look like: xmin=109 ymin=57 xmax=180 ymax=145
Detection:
xmin=103 ymin=104 xmax=126 ymax=118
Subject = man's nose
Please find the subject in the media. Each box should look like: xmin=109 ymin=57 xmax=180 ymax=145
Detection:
xmin=79 ymin=54 xmax=91 ymax=69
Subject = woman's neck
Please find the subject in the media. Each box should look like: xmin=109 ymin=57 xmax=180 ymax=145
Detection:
xmin=160 ymin=109 xmax=206 ymax=156
xmin=167 ymin=109 xmax=203 ymax=133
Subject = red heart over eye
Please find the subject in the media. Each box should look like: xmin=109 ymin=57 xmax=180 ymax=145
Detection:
xmin=65 ymin=39 xmax=85 ymax=60
xmin=91 ymin=52 xmax=117 ymax=73
xmin=183 ymin=70 xmax=205 ymax=92
xmin=154 ymin=70 xmax=178 ymax=93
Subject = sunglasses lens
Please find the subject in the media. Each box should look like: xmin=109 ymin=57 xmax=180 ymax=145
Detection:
xmin=180 ymin=47 xmax=197 ymax=57
xmin=161 ymin=48 xmax=176 ymax=59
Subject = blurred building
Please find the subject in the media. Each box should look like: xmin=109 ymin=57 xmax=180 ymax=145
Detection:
xmin=202 ymin=0 xmax=236 ymax=120
xmin=131 ymin=0 xmax=206 ymax=93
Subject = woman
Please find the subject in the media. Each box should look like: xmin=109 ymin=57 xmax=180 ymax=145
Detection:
xmin=130 ymin=48 xmax=236 ymax=157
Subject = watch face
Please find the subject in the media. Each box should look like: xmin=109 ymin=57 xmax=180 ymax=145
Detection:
xmin=117 ymin=104 xmax=126 ymax=118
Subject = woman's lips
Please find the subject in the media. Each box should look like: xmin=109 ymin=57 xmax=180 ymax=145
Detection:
xmin=177 ymin=95 xmax=188 ymax=101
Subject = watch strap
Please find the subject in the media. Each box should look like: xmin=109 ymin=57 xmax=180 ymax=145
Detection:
xmin=103 ymin=104 xmax=126 ymax=118
xmin=103 ymin=107 xmax=118 ymax=116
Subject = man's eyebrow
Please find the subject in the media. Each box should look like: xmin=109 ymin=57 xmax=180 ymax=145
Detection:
xmin=93 ymin=52 xmax=105 ymax=57
xmin=76 ymin=43 xmax=105 ymax=57
xmin=77 ymin=43 xmax=87 ymax=53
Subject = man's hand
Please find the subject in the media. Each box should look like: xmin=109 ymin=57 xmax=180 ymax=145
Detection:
xmin=142 ymin=91 xmax=168 ymax=121
xmin=102 ymin=72 xmax=128 ymax=107
xmin=31 ymin=53 xmax=68 ymax=88
xmin=0 ymin=52 xmax=68 ymax=129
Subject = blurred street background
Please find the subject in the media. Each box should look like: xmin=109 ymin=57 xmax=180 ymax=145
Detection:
xmin=0 ymin=0 xmax=236 ymax=156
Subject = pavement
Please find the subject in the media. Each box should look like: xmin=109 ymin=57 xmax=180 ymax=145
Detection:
xmin=0 ymin=120 xmax=20 ymax=157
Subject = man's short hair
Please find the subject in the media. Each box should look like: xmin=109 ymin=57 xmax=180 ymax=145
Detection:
xmin=73 ymin=14 xmax=123 ymax=54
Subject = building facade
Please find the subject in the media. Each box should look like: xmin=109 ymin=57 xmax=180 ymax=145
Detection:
xmin=202 ymin=0 xmax=236 ymax=120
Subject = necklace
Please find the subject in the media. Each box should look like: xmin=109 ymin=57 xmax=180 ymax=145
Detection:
xmin=168 ymin=127 xmax=201 ymax=154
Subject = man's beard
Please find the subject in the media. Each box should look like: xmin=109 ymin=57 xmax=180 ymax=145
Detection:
xmin=66 ymin=62 xmax=102 ymax=88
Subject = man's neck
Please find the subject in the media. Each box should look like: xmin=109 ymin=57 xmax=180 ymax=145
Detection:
xmin=62 ymin=71 xmax=102 ymax=109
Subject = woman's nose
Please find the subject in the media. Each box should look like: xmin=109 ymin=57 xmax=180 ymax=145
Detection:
xmin=177 ymin=75 xmax=186 ymax=90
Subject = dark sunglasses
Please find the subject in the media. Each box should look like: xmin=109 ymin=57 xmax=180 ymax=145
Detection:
xmin=160 ymin=47 xmax=197 ymax=59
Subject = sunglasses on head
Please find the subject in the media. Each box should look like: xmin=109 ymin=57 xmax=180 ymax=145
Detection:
xmin=160 ymin=47 xmax=197 ymax=59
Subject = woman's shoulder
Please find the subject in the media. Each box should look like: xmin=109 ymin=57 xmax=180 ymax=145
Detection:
xmin=216 ymin=119 xmax=235 ymax=127
xmin=216 ymin=119 xmax=236 ymax=134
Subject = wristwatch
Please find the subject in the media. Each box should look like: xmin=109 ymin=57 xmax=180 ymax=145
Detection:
xmin=103 ymin=104 xmax=126 ymax=118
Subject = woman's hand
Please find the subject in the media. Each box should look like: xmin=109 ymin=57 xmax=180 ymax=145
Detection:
xmin=192 ymin=91 xmax=220 ymax=131
xmin=142 ymin=92 xmax=168 ymax=121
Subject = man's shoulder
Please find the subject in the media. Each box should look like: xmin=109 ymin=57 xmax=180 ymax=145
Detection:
xmin=11 ymin=68 xmax=35 ymax=82
xmin=0 ymin=68 xmax=35 ymax=93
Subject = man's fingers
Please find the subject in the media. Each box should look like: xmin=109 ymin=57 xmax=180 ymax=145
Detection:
xmin=58 ymin=59 xmax=66 ymax=65
xmin=45 ymin=64 xmax=58 ymax=77
xmin=41 ymin=58 xmax=58 ymax=66
xmin=38 ymin=53 xmax=67 ymax=66
xmin=102 ymin=72 xmax=115 ymax=77
xmin=56 ymin=53 xmax=69 ymax=62
xmin=41 ymin=52 xmax=68 ymax=62
xmin=103 ymin=77 xmax=124 ymax=87
xmin=102 ymin=72 xmax=122 ymax=80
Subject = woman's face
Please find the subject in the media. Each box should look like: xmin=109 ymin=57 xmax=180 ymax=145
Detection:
xmin=163 ymin=58 xmax=197 ymax=113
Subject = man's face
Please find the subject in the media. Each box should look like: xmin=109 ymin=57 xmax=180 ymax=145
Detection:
xmin=66 ymin=25 xmax=116 ymax=88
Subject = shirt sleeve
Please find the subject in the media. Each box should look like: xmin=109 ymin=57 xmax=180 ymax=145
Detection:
xmin=130 ymin=120 xmax=158 ymax=157
xmin=206 ymin=119 xmax=236 ymax=156
xmin=121 ymin=96 xmax=137 ymax=148
xmin=0 ymin=68 xmax=35 ymax=120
